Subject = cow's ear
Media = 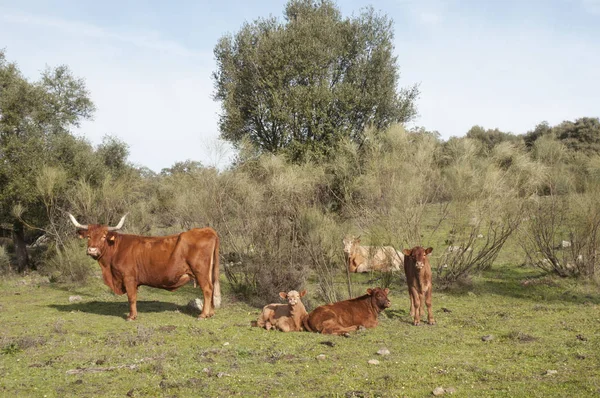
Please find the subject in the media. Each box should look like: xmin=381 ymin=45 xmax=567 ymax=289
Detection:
xmin=367 ymin=288 xmax=373 ymax=295
xmin=76 ymin=229 xmax=86 ymax=239
xmin=402 ymin=249 xmax=412 ymax=256
xmin=425 ymin=247 xmax=433 ymax=255
xmin=279 ymin=292 xmax=287 ymax=299
xmin=107 ymin=233 xmax=117 ymax=243
xmin=300 ymin=290 xmax=307 ymax=297
xmin=384 ymin=288 xmax=390 ymax=295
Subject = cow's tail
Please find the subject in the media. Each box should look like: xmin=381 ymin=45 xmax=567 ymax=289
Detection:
xmin=212 ymin=233 xmax=221 ymax=309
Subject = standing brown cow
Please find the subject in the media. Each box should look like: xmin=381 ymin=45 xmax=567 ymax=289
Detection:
xmin=403 ymin=246 xmax=435 ymax=326
xmin=68 ymin=214 xmax=220 ymax=320
xmin=302 ymin=287 xmax=390 ymax=335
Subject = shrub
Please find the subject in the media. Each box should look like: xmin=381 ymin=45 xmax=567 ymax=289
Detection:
xmin=41 ymin=240 xmax=96 ymax=283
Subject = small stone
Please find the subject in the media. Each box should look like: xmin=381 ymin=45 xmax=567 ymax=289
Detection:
xmin=433 ymin=387 xmax=445 ymax=396
xmin=68 ymin=295 xmax=82 ymax=303
xmin=576 ymin=334 xmax=587 ymax=341
xmin=441 ymin=307 xmax=452 ymax=313
xmin=467 ymin=292 xmax=477 ymax=297
xmin=188 ymin=298 xmax=203 ymax=311
xmin=377 ymin=349 xmax=390 ymax=356
xmin=367 ymin=359 xmax=379 ymax=365
xmin=481 ymin=335 xmax=494 ymax=342
xmin=223 ymin=342 xmax=229 ymax=346
xmin=445 ymin=387 xmax=457 ymax=394
xmin=477 ymin=234 xmax=484 ymax=238
xmin=545 ymin=370 xmax=558 ymax=376
xmin=316 ymin=354 xmax=326 ymax=360
xmin=216 ymin=372 xmax=229 ymax=378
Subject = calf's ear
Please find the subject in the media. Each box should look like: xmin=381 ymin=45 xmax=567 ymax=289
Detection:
xmin=300 ymin=290 xmax=307 ymax=297
xmin=384 ymin=288 xmax=389 ymax=295
xmin=76 ymin=230 xmax=86 ymax=239
xmin=402 ymin=249 xmax=412 ymax=256
xmin=279 ymin=292 xmax=287 ymax=299
xmin=425 ymin=247 xmax=433 ymax=255
xmin=366 ymin=288 xmax=373 ymax=295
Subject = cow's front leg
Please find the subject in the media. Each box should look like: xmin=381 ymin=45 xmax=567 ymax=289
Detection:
xmin=426 ymin=289 xmax=435 ymax=325
xmin=124 ymin=278 xmax=138 ymax=321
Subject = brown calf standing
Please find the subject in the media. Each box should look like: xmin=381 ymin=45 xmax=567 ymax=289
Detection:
xmin=403 ymin=246 xmax=435 ymax=326
xmin=302 ymin=287 xmax=390 ymax=335
xmin=252 ymin=290 xmax=308 ymax=332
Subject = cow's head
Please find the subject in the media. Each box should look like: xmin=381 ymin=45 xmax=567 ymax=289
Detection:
xmin=367 ymin=287 xmax=391 ymax=310
xmin=342 ymin=236 xmax=360 ymax=254
xmin=279 ymin=289 xmax=307 ymax=306
xmin=68 ymin=213 xmax=127 ymax=260
xmin=402 ymin=246 xmax=433 ymax=270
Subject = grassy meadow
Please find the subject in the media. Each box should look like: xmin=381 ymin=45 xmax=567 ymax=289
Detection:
xmin=1 ymin=264 xmax=599 ymax=398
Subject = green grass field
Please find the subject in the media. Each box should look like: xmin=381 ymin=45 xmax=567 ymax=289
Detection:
xmin=1 ymin=265 xmax=599 ymax=397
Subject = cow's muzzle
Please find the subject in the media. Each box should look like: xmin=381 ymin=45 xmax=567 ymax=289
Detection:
xmin=87 ymin=247 xmax=101 ymax=259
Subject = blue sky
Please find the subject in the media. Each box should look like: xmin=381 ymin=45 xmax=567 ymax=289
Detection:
xmin=1 ymin=0 xmax=599 ymax=171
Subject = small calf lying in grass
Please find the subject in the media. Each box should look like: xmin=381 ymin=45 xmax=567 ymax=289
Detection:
xmin=302 ymin=287 xmax=391 ymax=335
xmin=251 ymin=290 xmax=308 ymax=332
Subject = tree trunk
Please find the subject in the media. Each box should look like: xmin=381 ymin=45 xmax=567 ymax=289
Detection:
xmin=13 ymin=221 xmax=29 ymax=272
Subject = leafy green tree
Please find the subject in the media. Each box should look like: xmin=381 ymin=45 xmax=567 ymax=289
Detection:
xmin=553 ymin=117 xmax=600 ymax=154
xmin=213 ymin=0 xmax=419 ymax=161
xmin=0 ymin=50 xmax=95 ymax=271
xmin=523 ymin=121 xmax=552 ymax=148
xmin=466 ymin=125 xmax=522 ymax=151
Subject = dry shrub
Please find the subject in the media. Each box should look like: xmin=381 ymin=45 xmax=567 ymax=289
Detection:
xmin=521 ymin=191 xmax=600 ymax=277
xmin=41 ymin=239 xmax=96 ymax=283
xmin=435 ymin=142 xmax=534 ymax=285
xmin=0 ymin=246 xmax=11 ymax=274
xmin=215 ymin=155 xmax=326 ymax=305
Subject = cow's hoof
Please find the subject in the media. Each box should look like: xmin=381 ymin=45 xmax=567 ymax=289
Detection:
xmin=428 ymin=321 xmax=436 ymax=325
xmin=413 ymin=322 xmax=420 ymax=326
xmin=126 ymin=317 xmax=136 ymax=322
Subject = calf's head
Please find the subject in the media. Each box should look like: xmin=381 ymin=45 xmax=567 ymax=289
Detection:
xmin=279 ymin=289 xmax=307 ymax=306
xmin=367 ymin=287 xmax=391 ymax=310
xmin=68 ymin=213 xmax=127 ymax=259
xmin=402 ymin=246 xmax=433 ymax=270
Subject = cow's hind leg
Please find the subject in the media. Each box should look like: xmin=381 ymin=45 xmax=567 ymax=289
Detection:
xmin=320 ymin=320 xmax=359 ymax=336
xmin=124 ymin=277 xmax=138 ymax=321
xmin=195 ymin=270 xmax=214 ymax=319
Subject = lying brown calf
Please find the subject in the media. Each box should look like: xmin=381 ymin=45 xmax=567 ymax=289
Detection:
xmin=302 ymin=287 xmax=390 ymax=335
xmin=403 ymin=246 xmax=435 ymax=326
xmin=251 ymin=290 xmax=308 ymax=332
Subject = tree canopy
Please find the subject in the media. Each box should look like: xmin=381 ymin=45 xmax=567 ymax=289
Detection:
xmin=212 ymin=0 xmax=419 ymax=161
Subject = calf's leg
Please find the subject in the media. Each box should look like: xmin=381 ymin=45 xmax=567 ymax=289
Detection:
xmin=426 ymin=288 xmax=435 ymax=325
xmin=410 ymin=288 xmax=421 ymax=326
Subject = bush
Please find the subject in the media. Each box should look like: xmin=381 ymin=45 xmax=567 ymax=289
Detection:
xmin=0 ymin=246 xmax=11 ymax=274
xmin=41 ymin=240 xmax=96 ymax=283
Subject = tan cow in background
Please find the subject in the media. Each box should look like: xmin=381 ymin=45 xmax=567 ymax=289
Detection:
xmin=343 ymin=236 xmax=404 ymax=273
